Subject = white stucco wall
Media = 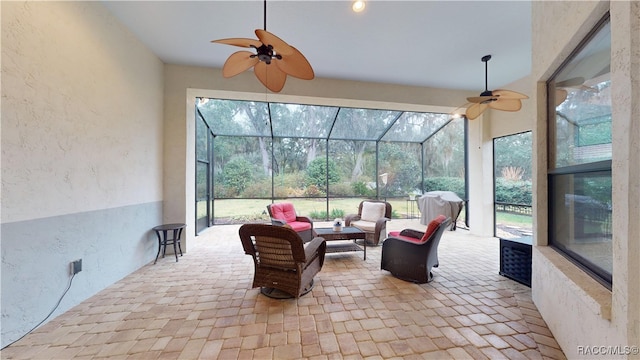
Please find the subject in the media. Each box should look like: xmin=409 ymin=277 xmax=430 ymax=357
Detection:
xmin=1 ymin=1 xmax=163 ymax=222
xmin=531 ymin=1 xmax=640 ymax=358
xmin=1 ymin=1 xmax=164 ymax=347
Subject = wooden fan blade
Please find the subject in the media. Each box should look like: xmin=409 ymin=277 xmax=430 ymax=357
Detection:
xmin=211 ymin=37 xmax=262 ymax=48
xmin=221 ymin=51 xmax=259 ymax=78
xmin=254 ymin=61 xmax=287 ymax=92
xmin=275 ymin=46 xmax=314 ymax=80
xmin=255 ymin=29 xmax=294 ymax=56
xmin=493 ymin=89 xmax=529 ymax=100
xmin=489 ymin=98 xmax=522 ymax=112
xmin=467 ymin=96 xmax=495 ymax=103
xmin=555 ymin=89 xmax=568 ymax=105
xmin=466 ymin=103 xmax=489 ymax=120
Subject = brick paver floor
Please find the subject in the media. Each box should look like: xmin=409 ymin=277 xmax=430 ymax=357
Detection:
xmin=1 ymin=220 xmax=565 ymax=359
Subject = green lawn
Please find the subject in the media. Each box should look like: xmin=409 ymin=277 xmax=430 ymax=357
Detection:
xmin=203 ymin=198 xmax=531 ymax=230
xmin=208 ymin=198 xmax=417 ymax=222
xmin=495 ymin=211 xmax=532 ymax=229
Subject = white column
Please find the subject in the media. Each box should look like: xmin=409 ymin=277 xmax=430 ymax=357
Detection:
xmin=467 ymin=113 xmax=495 ymax=237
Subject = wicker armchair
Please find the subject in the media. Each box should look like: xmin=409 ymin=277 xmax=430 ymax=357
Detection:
xmin=381 ymin=215 xmax=451 ymax=283
xmin=266 ymin=202 xmax=314 ymax=243
xmin=345 ymin=200 xmax=392 ymax=246
xmin=239 ymin=223 xmax=326 ymax=298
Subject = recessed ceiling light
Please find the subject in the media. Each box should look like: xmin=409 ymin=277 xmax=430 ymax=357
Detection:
xmin=352 ymin=0 xmax=365 ymax=13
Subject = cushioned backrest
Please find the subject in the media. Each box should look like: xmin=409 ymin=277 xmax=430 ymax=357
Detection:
xmin=360 ymin=201 xmax=386 ymax=222
xmin=270 ymin=203 xmax=297 ymax=223
xmin=420 ymin=215 xmax=448 ymax=243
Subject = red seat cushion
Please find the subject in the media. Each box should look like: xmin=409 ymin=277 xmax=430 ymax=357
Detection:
xmin=287 ymin=221 xmax=312 ymax=232
xmin=388 ymin=231 xmax=423 ymax=244
xmin=270 ymin=203 xmax=297 ymax=223
xmin=388 ymin=215 xmax=447 ymax=244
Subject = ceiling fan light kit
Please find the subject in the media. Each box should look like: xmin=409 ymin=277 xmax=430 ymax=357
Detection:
xmin=463 ymin=54 xmax=529 ymax=120
xmin=211 ymin=0 xmax=314 ymax=93
xmin=352 ymin=0 xmax=366 ymax=13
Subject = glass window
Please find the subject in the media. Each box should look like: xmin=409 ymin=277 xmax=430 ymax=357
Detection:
xmin=494 ymin=132 xmax=533 ymax=240
xmin=547 ymin=15 xmax=611 ymax=288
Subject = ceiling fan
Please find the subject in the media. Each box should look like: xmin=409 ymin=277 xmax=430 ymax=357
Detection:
xmin=211 ymin=0 xmax=314 ymax=93
xmin=463 ymin=55 xmax=529 ymax=120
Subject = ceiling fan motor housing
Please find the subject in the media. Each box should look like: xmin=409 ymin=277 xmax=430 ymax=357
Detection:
xmin=254 ymin=44 xmax=281 ymax=64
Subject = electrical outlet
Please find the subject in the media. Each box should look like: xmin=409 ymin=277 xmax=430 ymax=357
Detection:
xmin=71 ymin=259 xmax=82 ymax=275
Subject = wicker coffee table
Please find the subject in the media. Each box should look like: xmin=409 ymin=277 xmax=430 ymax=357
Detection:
xmin=313 ymin=226 xmax=367 ymax=260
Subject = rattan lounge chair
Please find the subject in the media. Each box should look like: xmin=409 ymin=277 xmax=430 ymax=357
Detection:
xmin=380 ymin=215 xmax=451 ymax=283
xmin=266 ymin=202 xmax=314 ymax=243
xmin=239 ymin=223 xmax=326 ymax=298
xmin=344 ymin=200 xmax=392 ymax=246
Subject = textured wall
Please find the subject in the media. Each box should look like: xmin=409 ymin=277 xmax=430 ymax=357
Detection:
xmin=1 ymin=1 xmax=164 ymax=347
xmin=531 ymin=1 xmax=640 ymax=357
xmin=610 ymin=0 xmax=640 ymax=350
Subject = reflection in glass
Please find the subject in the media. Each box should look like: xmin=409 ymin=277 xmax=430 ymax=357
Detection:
xmin=549 ymin=171 xmax=612 ymax=281
xmin=550 ymin=22 xmax=611 ymax=168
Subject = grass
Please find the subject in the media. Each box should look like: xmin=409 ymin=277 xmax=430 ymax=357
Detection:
xmin=201 ymin=198 xmax=533 ymax=231
xmin=495 ymin=211 xmax=532 ymax=228
xmin=208 ymin=198 xmax=416 ymax=222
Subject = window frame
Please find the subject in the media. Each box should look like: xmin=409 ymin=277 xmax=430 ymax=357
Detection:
xmin=546 ymin=13 xmax=612 ymax=289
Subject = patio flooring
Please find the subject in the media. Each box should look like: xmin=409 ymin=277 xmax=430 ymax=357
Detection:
xmin=0 ymin=219 xmax=565 ymax=359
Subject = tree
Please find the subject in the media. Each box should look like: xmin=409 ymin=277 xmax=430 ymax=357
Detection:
xmin=237 ymin=102 xmax=272 ymax=177
xmin=306 ymin=157 xmax=340 ymax=189
xmin=494 ymin=132 xmax=532 ymax=181
xmin=222 ymin=158 xmax=254 ymax=196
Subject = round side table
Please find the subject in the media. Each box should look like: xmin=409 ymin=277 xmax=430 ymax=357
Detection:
xmin=152 ymin=223 xmax=186 ymax=264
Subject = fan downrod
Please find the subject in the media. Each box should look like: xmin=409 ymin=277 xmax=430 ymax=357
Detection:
xmin=480 ymin=54 xmax=493 ymax=97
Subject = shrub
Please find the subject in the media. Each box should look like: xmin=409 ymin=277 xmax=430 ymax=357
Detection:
xmin=495 ymin=178 xmax=532 ymax=205
xmin=422 ymin=177 xmax=465 ymax=199
xmin=501 ymin=166 xmax=524 ymax=181
xmin=274 ymin=172 xmax=307 ymax=189
xmin=331 ymin=182 xmax=355 ymax=197
xmin=352 ymin=181 xmax=376 ymax=197
xmin=222 ymin=158 xmax=254 ymax=195
xmin=213 ymin=184 xmax=236 ymax=198
xmin=304 ymin=185 xmax=326 ymax=197
xmin=329 ymin=208 xmax=345 ymax=218
xmin=306 ymin=158 xmax=340 ymax=188
xmin=242 ymin=180 xmax=271 ymax=197
xmin=308 ymin=210 xmax=327 ymax=220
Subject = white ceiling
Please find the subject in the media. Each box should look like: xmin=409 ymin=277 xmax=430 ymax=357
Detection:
xmin=102 ymin=0 xmax=532 ymax=92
